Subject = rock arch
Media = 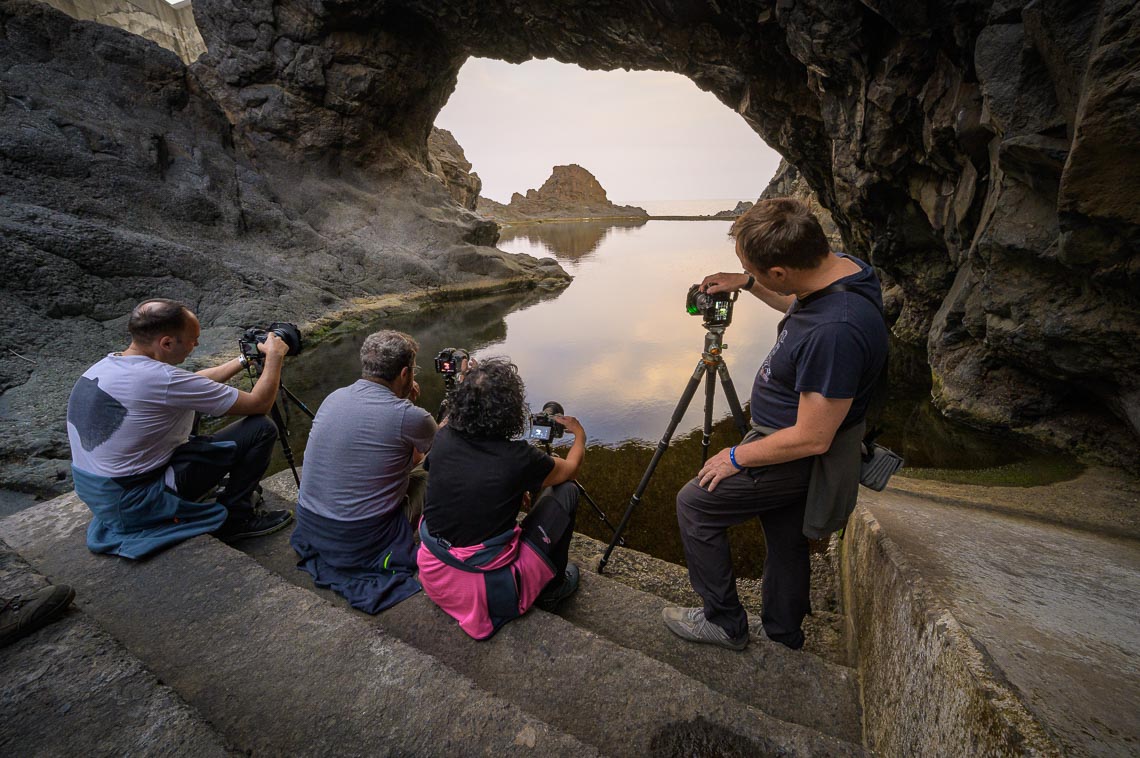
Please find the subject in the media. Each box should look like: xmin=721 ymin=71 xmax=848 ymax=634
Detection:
xmin=191 ymin=0 xmax=1140 ymax=460
xmin=1 ymin=0 xmax=1137 ymax=488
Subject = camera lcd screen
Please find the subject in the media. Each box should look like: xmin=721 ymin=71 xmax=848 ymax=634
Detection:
xmin=439 ymin=361 xmax=453 ymax=372
xmin=529 ymin=425 xmax=553 ymax=442
xmin=714 ymin=302 xmax=729 ymax=321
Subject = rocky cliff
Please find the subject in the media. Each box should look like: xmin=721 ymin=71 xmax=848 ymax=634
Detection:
xmin=477 ymin=165 xmax=648 ymax=223
xmin=35 ymin=0 xmax=206 ymax=62
xmin=2 ymin=0 xmax=1138 ymax=495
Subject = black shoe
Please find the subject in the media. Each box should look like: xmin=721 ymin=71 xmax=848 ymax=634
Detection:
xmin=535 ymin=563 xmax=580 ymax=612
xmin=215 ymin=508 xmax=293 ymax=543
xmin=1 ymin=584 xmax=76 ymax=648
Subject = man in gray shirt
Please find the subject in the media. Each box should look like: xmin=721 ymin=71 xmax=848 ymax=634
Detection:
xmin=290 ymin=330 xmax=438 ymax=613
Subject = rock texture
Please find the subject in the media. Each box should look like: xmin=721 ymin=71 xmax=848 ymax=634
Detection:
xmin=35 ymin=0 xmax=206 ymax=62
xmin=0 ymin=0 xmax=563 ymax=495
xmin=428 ymin=127 xmax=482 ymax=211
xmin=477 ymin=165 xmax=648 ymax=222
xmin=2 ymin=0 xmax=1138 ymax=494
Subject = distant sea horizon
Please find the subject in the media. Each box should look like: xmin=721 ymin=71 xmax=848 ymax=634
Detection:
xmin=616 ymin=198 xmax=752 ymax=216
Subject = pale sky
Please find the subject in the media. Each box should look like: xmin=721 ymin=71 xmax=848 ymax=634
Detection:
xmin=435 ymin=58 xmax=782 ymax=204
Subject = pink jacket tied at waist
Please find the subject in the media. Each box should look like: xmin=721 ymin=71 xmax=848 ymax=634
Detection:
xmin=417 ymin=521 xmax=555 ymax=640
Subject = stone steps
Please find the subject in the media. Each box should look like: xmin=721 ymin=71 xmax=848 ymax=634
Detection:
xmin=0 ymin=496 xmax=593 ymax=756
xmin=0 ymin=539 xmax=233 ymax=757
xmin=249 ymin=480 xmax=864 ymax=754
xmin=2 ymin=487 xmax=866 ymax=755
xmin=558 ymin=569 xmax=862 ymax=743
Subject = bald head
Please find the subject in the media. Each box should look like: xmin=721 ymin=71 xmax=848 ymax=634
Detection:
xmin=128 ymin=299 xmax=192 ymax=344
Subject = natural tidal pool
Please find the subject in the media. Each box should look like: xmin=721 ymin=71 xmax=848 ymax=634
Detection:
xmin=260 ymin=220 xmax=1078 ymax=575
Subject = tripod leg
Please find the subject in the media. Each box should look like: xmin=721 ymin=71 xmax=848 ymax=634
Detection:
xmin=701 ymin=364 xmax=715 ymax=464
xmin=573 ymin=480 xmax=624 ymax=545
xmin=269 ymin=399 xmax=301 ymax=487
xmin=599 ymin=359 xmax=705 ymax=573
xmin=716 ymin=361 xmax=750 ymax=438
xmin=279 ymin=384 xmax=317 ymax=419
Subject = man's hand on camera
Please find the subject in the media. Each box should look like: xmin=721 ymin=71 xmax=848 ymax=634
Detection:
xmin=258 ymin=332 xmax=289 ymax=359
xmin=697 ymin=448 xmax=740 ymax=492
xmin=700 ymin=272 xmax=751 ymax=295
xmin=556 ymin=415 xmax=585 ymax=438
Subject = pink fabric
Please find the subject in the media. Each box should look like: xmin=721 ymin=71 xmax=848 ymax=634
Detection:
xmin=417 ymin=525 xmax=556 ymax=640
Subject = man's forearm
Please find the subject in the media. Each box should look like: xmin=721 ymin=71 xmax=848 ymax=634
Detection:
xmin=747 ymin=285 xmax=795 ymax=313
xmin=196 ymin=357 xmax=245 ymax=384
xmin=733 ymin=426 xmax=828 ymax=467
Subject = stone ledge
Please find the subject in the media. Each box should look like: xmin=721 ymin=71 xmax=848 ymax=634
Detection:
xmin=0 ymin=495 xmax=592 ymax=756
xmin=1 ymin=539 xmax=233 ymax=757
xmin=841 ymin=502 xmax=1061 ymax=756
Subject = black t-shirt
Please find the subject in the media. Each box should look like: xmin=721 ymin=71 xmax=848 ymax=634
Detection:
xmin=422 ymin=426 xmax=555 ymax=547
xmin=750 ymin=254 xmax=888 ymax=430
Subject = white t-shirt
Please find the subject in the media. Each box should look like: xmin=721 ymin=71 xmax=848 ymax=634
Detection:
xmin=67 ymin=354 xmax=239 ymax=478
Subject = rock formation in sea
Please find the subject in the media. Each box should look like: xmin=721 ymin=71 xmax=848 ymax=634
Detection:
xmin=1 ymin=0 xmax=1138 ymax=495
xmin=713 ymin=201 xmax=754 ymax=218
xmin=477 ymin=165 xmax=649 ymax=223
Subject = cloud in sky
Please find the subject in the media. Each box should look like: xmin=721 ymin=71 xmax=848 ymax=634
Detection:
xmin=435 ymin=58 xmax=782 ymax=204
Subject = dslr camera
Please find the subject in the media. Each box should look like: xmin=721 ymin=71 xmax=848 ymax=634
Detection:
xmin=434 ymin=348 xmax=470 ymax=378
xmin=239 ymin=322 xmax=303 ymax=363
xmin=529 ymin=401 xmax=566 ymax=443
xmin=686 ymin=284 xmax=737 ymax=327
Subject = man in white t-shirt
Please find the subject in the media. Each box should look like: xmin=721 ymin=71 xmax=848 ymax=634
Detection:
xmin=67 ymin=299 xmax=293 ymax=558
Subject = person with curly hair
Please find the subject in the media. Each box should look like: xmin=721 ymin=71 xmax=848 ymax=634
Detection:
xmin=417 ymin=358 xmax=586 ymax=639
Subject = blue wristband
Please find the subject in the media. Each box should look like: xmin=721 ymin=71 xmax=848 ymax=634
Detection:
xmin=729 ymin=446 xmax=745 ymax=471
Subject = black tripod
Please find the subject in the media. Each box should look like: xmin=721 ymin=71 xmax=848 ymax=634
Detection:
xmin=598 ymin=323 xmax=749 ymax=573
xmin=244 ymin=362 xmax=316 ymax=486
xmin=535 ymin=439 xmax=624 ymax=544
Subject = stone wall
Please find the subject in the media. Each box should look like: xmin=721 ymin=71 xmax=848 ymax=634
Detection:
xmin=841 ymin=505 xmax=1060 ymax=756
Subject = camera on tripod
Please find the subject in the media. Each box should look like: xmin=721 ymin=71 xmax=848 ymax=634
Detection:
xmin=238 ymin=322 xmax=304 ymax=364
xmin=686 ymin=284 xmax=737 ymax=327
xmin=529 ymin=401 xmax=566 ymax=443
xmin=434 ymin=348 xmax=469 ymax=378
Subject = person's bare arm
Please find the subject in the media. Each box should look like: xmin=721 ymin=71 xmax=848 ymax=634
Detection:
xmin=696 ymin=392 xmax=853 ymax=491
xmin=701 ymin=271 xmax=794 ymax=313
xmin=196 ymin=357 xmax=245 ymax=384
xmin=540 ymin=416 xmax=586 ymax=488
xmin=225 ymin=334 xmax=288 ymax=416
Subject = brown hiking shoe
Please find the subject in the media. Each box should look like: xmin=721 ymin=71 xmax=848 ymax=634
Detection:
xmin=1 ymin=584 xmax=76 ymax=647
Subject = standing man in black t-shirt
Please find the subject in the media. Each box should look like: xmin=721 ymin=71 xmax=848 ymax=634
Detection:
xmin=664 ymin=198 xmax=888 ymax=651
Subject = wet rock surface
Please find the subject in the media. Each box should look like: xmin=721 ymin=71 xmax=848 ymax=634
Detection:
xmin=2 ymin=0 xmax=1138 ymax=497
xmin=477 ymin=164 xmax=649 ymax=222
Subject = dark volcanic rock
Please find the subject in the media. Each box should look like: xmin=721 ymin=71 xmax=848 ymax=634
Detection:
xmin=0 ymin=0 xmax=564 ymax=495
xmin=2 ymin=0 xmax=1139 ymax=493
xmin=477 ymin=165 xmax=649 ymax=222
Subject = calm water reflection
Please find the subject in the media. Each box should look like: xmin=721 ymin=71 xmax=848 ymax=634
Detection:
xmin=266 ymin=220 xmax=1060 ymax=574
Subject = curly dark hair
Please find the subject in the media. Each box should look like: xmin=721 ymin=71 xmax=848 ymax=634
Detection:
xmin=446 ymin=358 xmax=528 ymax=439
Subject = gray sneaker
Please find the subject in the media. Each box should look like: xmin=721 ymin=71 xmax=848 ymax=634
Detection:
xmin=1 ymin=584 xmax=76 ymax=648
xmin=662 ymin=606 xmax=748 ymax=651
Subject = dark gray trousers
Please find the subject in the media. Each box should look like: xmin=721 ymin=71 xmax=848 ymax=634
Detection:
xmin=675 ymin=455 xmax=813 ymax=648
xmin=170 ymin=415 xmax=278 ymax=516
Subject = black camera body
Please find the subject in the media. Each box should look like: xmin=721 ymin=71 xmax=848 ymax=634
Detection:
xmin=239 ymin=322 xmax=303 ymax=363
xmin=686 ymin=284 xmax=736 ymax=327
xmin=434 ymin=348 xmax=469 ymax=377
xmin=529 ymin=401 xmax=566 ymax=443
